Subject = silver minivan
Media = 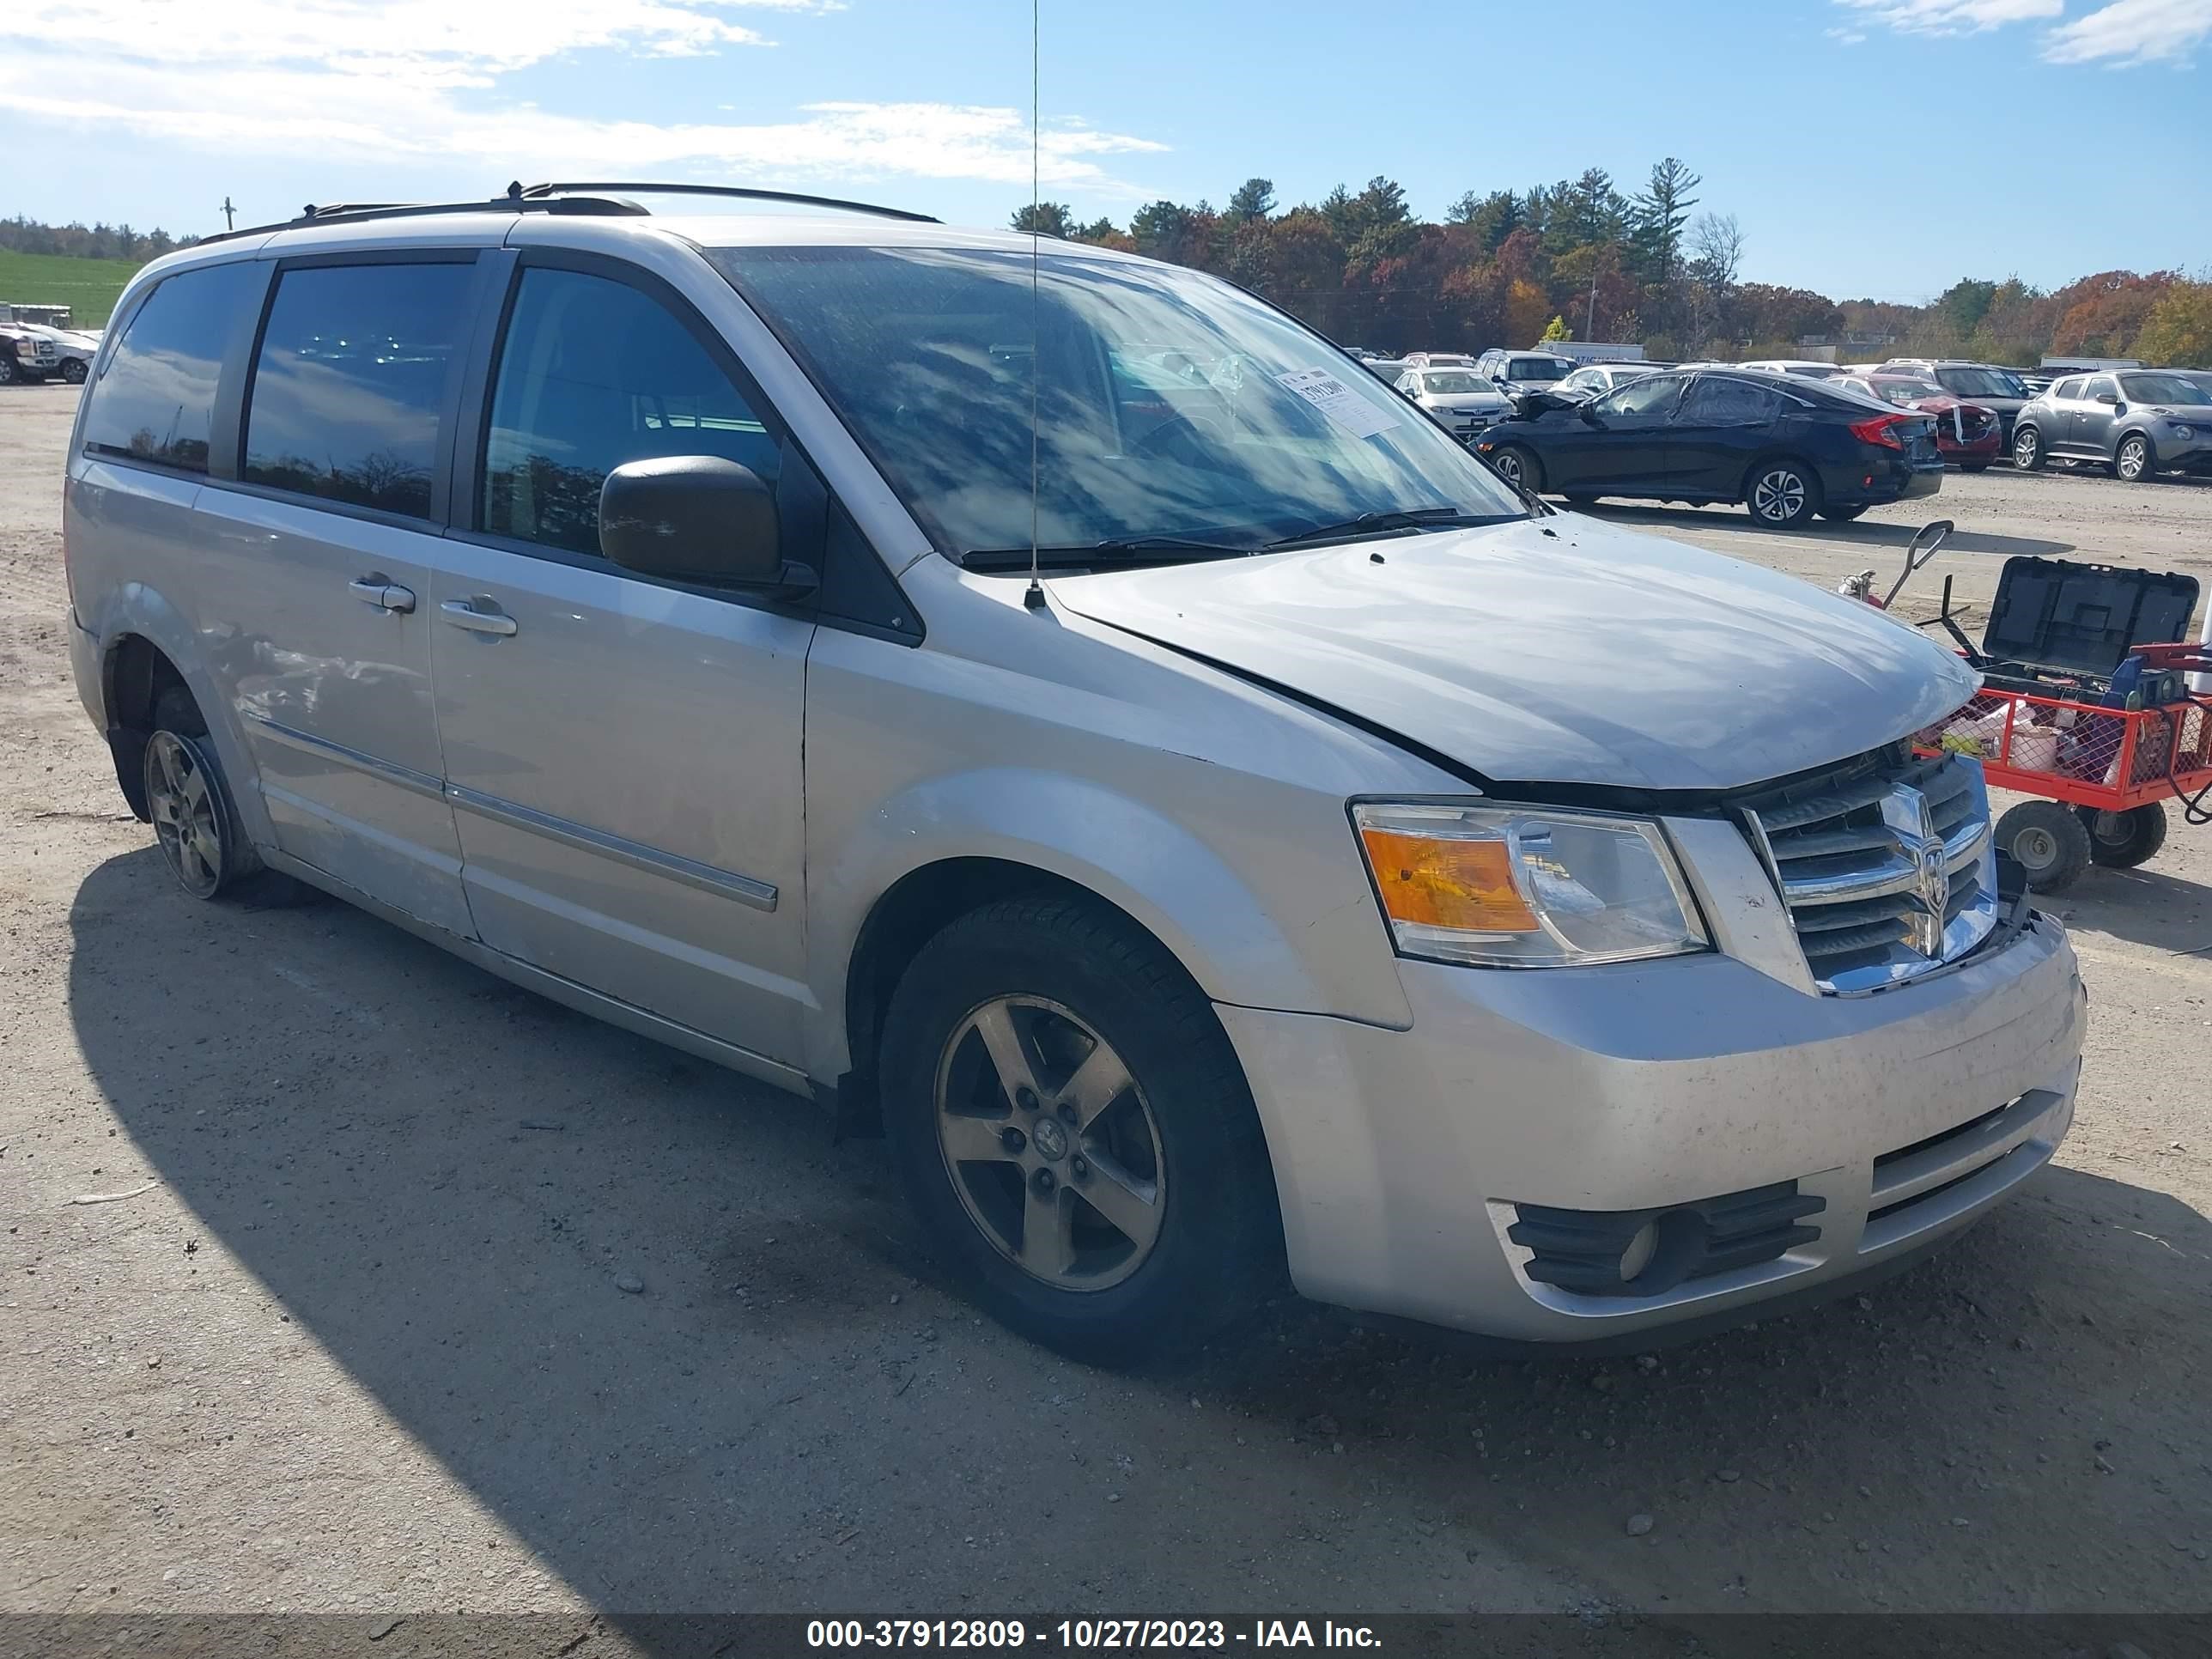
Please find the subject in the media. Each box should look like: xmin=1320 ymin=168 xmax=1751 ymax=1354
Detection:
xmin=63 ymin=189 xmax=2085 ymax=1361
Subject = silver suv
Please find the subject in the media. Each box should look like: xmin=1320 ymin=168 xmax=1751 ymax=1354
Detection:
xmin=2009 ymin=370 xmax=2212 ymax=481
xmin=62 ymin=187 xmax=2084 ymax=1360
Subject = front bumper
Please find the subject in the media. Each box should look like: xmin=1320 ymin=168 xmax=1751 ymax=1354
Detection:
xmin=1221 ymin=890 xmax=2083 ymax=1343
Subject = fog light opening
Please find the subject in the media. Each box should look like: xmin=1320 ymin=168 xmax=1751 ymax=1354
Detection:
xmin=1620 ymin=1207 xmax=1707 ymax=1294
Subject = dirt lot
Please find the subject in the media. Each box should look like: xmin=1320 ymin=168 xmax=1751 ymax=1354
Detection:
xmin=3 ymin=383 xmax=2209 ymax=1632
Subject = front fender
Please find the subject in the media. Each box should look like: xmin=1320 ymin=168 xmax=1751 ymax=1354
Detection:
xmin=805 ymin=764 xmax=1411 ymax=1082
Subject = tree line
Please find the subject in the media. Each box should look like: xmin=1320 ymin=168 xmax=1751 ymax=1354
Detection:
xmin=0 ymin=216 xmax=198 ymax=264
xmin=1014 ymin=163 xmax=2212 ymax=368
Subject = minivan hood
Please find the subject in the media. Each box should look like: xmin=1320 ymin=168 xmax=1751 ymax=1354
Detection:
xmin=1053 ymin=515 xmax=1978 ymax=792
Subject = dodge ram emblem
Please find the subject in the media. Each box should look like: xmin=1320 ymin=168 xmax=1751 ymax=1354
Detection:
xmin=1881 ymin=784 xmax=1948 ymax=958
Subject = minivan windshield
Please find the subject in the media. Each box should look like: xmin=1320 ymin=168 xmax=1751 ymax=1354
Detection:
xmin=1934 ymin=366 xmax=2026 ymax=399
xmin=709 ymin=246 xmax=1525 ymax=561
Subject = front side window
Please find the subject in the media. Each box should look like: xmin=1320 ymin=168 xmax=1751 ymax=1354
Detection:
xmin=243 ymin=261 xmax=477 ymax=518
xmin=1677 ymin=377 xmax=1780 ymax=424
xmin=1595 ymin=374 xmax=1685 ymax=417
xmin=82 ymin=261 xmax=260 ymax=474
xmin=709 ymin=246 xmax=1522 ymax=558
xmin=483 ymin=267 xmax=778 ymax=557
xmin=2082 ymin=375 xmax=2119 ymax=403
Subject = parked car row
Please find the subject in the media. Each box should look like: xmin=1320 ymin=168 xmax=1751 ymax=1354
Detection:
xmin=0 ymin=319 xmax=100 ymax=385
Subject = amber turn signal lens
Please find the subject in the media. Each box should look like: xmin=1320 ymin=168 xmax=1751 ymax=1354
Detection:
xmin=1358 ymin=828 xmax=1539 ymax=933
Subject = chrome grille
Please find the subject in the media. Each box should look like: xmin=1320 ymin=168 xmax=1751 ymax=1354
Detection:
xmin=1741 ymin=750 xmax=1998 ymax=994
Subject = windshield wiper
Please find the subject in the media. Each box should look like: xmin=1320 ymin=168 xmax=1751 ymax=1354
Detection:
xmin=1261 ymin=507 xmax=1518 ymax=551
xmin=959 ymin=535 xmax=1253 ymax=573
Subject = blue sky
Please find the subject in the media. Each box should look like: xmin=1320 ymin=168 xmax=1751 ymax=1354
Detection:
xmin=3 ymin=0 xmax=2208 ymax=301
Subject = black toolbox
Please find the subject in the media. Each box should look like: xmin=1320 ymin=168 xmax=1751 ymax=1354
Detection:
xmin=1969 ymin=556 xmax=2198 ymax=695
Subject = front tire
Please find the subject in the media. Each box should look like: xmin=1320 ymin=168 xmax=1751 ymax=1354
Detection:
xmin=1489 ymin=445 xmax=1541 ymax=493
xmin=2115 ymin=434 xmax=2156 ymax=483
xmin=2014 ymin=426 xmax=2046 ymax=471
xmin=60 ymin=359 xmax=88 ymax=386
xmin=879 ymin=896 xmax=1280 ymax=1364
xmin=1996 ymin=799 xmax=2092 ymax=892
xmin=1746 ymin=459 xmax=1821 ymax=528
xmin=0 ymin=356 xmax=17 ymax=386
xmin=2079 ymin=802 xmax=2167 ymax=869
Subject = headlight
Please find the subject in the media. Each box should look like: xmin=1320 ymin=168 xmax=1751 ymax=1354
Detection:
xmin=1352 ymin=801 xmax=1709 ymax=969
xmin=2172 ymin=423 xmax=2197 ymax=441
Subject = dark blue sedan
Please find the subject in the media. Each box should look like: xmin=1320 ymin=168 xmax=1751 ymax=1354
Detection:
xmin=1473 ymin=368 xmax=1944 ymax=527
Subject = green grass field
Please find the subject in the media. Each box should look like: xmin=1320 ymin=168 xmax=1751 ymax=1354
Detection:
xmin=0 ymin=250 xmax=147 ymax=327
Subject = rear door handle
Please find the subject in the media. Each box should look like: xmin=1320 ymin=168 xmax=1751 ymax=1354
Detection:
xmin=440 ymin=599 xmax=518 ymax=637
xmin=348 ymin=576 xmax=416 ymax=613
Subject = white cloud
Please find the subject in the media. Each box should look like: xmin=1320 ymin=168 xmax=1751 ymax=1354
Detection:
xmin=1826 ymin=26 xmax=1871 ymax=42
xmin=1832 ymin=0 xmax=2062 ymax=34
xmin=0 ymin=0 xmax=1167 ymax=195
xmin=2043 ymin=0 xmax=2212 ymax=63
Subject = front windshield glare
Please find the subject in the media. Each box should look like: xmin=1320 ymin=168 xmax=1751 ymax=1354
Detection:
xmin=709 ymin=246 xmax=1524 ymax=556
xmin=1936 ymin=368 xmax=2024 ymax=398
xmin=1422 ymin=372 xmax=1487 ymax=394
xmin=2120 ymin=373 xmax=2211 ymax=405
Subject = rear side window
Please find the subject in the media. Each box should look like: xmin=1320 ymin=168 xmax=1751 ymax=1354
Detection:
xmin=2053 ymin=378 xmax=2083 ymax=399
xmin=244 ymin=261 xmax=477 ymax=519
xmin=481 ymin=266 xmax=778 ymax=558
xmin=1678 ymin=377 xmax=1781 ymax=424
xmin=82 ymin=261 xmax=259 ymax=474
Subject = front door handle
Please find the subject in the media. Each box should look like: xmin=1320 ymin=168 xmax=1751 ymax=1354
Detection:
xmin=349 ymin=576 xmax=416 ymax=613
xmin=440 ymin=599 xmax=519 ymax=637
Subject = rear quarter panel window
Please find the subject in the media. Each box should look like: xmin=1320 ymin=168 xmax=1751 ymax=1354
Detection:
xmin=81 ymin=261 xmax=260 ymax=474
xmin=242 ymin=261 xmax=477 ymax=519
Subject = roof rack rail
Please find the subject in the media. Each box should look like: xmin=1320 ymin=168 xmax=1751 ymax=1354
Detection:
xmin=517 ymin=181 xmax=939 ymax=224
xmin=192 ymin=179 xmax=938 ymax=249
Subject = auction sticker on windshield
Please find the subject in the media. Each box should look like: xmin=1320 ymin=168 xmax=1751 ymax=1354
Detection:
xmin=1277 ymin=367 xmax=1403 ymax=439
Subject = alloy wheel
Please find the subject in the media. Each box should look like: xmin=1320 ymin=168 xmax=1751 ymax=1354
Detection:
xmin=1751 ymin=467 xmax=1806 ymax=523
xmin=1491 ymin=448 xmax=1524 ymax=487
xmin=144 ymin=730 xmax=226 ymax=898
xmin=2014 ymin=430 xmax=2039 ymax=467
xmin=933 ymin=994 xmax=1166 ymax=1291
xmin=2118 ymin=438 xmax=2148 ymax=481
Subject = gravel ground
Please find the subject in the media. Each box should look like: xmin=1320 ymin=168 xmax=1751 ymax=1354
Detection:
xmin=3 ymin=383 xmax=2208 ymax=1630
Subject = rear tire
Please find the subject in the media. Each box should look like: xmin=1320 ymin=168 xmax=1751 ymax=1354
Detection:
xmin=1489 ymin=445 xmax=1541 ymax=493
xmin=2078 ymin=802 xmax=2166 ymax=869
xmin=1819 ymin=503 xmax=1869 ymax=523
xmin=2013 ymin=425 xmax=2046 ymax=471
xmin=1746 ymin=459 xmax=1821 ymax=528
xmin=1996 ymin=799 xmax=2092 ymax=892
xmin=879 ymin=896 xmax=1281 ymax=1365
xmin=2115 ymin=434 xmax=2156 ymax=483
xmin=144 ymin=687 xmax=319 ymax=907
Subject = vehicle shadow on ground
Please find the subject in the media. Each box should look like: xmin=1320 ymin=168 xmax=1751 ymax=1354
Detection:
xmin=2041 ymin=859 xmax=2212 ymax=955
xmin=1583 ymin=502 xmax=2075 ymax=560
xmin=66 ymin=846 xmax=2212 ymax=1617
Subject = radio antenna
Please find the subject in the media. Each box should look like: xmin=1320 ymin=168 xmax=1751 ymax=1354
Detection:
xmin=1023 ymin=0 xmax=1046 ymax=611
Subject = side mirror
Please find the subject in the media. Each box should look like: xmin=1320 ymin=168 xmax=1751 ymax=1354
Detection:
xmin=599 ymin=456 xmax=817 ymax=597
xmin=2095 ymin=392 xmax=2118 ymax=405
